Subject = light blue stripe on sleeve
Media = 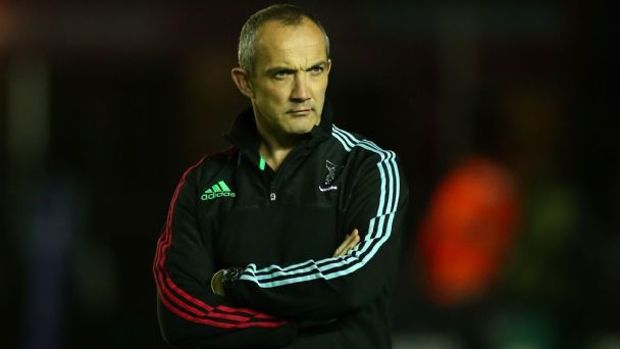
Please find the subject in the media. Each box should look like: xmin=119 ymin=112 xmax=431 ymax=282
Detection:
xmin=238 ymin=126 xmax=400 ymax=288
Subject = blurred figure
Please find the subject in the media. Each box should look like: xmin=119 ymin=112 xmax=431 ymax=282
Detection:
xmin=405 ymin=83 xmax=524 ymax=348
xmin=410 ymin=82 xmax=582 ymax=348
xmin=20 ymin=171 xmax=80 ymax=349
xmin=417 ymin=155 xmax=519 ymax=306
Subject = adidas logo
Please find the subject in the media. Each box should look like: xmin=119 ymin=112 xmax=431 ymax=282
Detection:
xmin=201 ymin=180 xmax=236 ymax=201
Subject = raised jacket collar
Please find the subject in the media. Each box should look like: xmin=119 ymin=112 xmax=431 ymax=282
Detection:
xmin=225 ymin=103 xmax=334 ymax=153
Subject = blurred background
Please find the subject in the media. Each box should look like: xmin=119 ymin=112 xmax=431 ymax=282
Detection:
xmin=0 ymin=1 xmax=616 ymax=348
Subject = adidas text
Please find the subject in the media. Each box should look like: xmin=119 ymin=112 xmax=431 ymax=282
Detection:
xmin=201 ymin=192 xmax=236 ymax=201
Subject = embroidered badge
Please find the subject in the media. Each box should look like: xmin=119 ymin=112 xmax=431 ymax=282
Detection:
xmin=319 ymin=160 xmax=341 ymax=192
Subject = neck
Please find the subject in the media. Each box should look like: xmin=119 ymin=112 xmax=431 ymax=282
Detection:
xmin=258 ymin=142 xmax=292 ymax=171
xmin=255 ymin=122 xmax=304 ymax=172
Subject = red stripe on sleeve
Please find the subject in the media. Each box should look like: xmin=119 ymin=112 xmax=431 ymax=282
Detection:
xmin=159 ymin=292 xmax=286 ymax=328
xmin=153 ymin=158 xmax=287 ymax=328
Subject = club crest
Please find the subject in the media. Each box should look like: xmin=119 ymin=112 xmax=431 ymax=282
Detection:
xmin=319 ymin=160 xmax=342 ymax=192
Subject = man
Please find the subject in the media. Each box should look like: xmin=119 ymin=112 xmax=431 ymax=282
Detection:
xmin=153 ymin=4 xmax=408 ymax=348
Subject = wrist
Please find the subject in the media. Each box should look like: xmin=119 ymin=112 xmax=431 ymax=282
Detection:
xmin=211 ymin=267 xmax=244 ymax=296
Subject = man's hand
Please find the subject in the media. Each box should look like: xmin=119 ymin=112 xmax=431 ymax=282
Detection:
xmin=211 ymin=229 xmax=361 ymax=296
xmin=333 ymin=229 xmax=360 ymax=257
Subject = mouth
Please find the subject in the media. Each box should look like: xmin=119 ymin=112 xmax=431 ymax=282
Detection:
xmin=287 ymin=108 xmax=313 ymax=116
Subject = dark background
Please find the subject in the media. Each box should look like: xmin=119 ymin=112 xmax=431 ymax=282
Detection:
xmin=1 ymin=1 xmax=616 ymax=348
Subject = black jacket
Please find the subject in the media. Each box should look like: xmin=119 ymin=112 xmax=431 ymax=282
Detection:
xmin=153 ymin=107 xmax=409 ymax=348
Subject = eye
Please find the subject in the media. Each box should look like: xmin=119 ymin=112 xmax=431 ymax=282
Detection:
xmin=273 ymin=70 xmax=293 ymax=80
xmin=309 ymin=66 xmax=324 ymax=75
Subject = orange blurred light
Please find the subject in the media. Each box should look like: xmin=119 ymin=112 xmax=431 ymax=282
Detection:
xmin=417 ymin=156 xmax=520 ymax=305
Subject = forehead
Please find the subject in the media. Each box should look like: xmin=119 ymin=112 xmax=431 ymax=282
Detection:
xmin=254 ymin=19 xmax=328 ymax=68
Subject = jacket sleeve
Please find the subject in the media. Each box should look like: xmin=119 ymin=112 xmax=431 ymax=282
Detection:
xmin=153 ymin=159 xmax=298 ymax=348
xmin=222 ymin=144 xmax=409 ymax=320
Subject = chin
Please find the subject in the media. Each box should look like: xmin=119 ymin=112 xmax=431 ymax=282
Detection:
xmin=285 ymin=119 xmax=316 ymax=134
xmin=292 ymin=122 xmax=318 ymax=134
xmin=287 ymin=127 xmax=313 ymax=135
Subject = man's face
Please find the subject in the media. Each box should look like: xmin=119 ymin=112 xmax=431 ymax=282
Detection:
xmin=249 ymin=19 xmax=331 ymax=139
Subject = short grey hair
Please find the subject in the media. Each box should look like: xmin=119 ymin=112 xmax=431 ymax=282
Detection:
xmin=237 ymin=4 xmax=330 ymax=75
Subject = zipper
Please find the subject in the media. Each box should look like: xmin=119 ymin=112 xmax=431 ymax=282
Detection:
xmin=269 ymin=177 xmax=278 ymax=201
xmin=267 ymin=144 xmax=311 ymax=203
xmin=255 ymin=140 xmax=312 ymax=204
xmin=265 ymin=150 xmax=294 ymax=204
xmin=263 ymin=172 xmax=276 ymax=203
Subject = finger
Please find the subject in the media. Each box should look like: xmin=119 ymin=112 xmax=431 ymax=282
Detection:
xmin=334 ymin=234 xmax=356 ymax=257
xmin=333 ymin=233 xmax=354 ymax=257
xmin=337 ymin=230 xmax=361 ymax=257
xmin=332 ymin=236 xmax=349 ymax=257
xmin=343 ymin=231 xmax=360 ymax=254
xmin=350 ymin=230 xmax=360 ymax=246
xmin=333 ymin=229 xmax=361 ymax=257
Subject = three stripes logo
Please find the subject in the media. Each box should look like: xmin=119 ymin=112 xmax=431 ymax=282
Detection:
xmin=201 ymin=180 xmax=236 ymax=201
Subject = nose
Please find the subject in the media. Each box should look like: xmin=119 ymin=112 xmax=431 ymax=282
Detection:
xmin=290 ymin=74 xmax=310 ymax=102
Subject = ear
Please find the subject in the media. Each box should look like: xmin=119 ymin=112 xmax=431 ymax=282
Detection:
xmin=326 ymin=59 xmax=332 ymax=75
xmin=231 ymin=67 xmax=254 ymax=99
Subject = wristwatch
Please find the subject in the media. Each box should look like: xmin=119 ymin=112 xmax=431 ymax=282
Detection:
xmin=211 ymin=267 xmax=244 ymax=296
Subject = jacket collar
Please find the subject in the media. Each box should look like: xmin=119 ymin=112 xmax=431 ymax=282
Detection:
xmin=225 ymin=102 xmax=334 ymax=153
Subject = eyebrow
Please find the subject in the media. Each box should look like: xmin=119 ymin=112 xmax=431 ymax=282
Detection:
xmin=265 ymin=60 xmax=328 ymax=75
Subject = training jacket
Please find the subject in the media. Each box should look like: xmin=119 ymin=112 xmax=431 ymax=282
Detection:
xmin=153 ymin=107 xmax=409 ymax=349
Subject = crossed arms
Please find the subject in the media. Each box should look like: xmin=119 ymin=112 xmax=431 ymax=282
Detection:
xmin=154 ymin=149 xmax=408 ymax=348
